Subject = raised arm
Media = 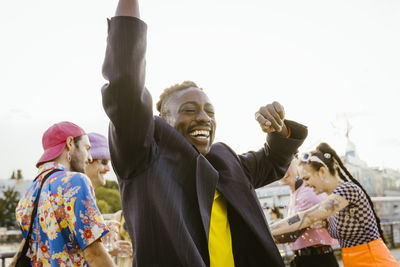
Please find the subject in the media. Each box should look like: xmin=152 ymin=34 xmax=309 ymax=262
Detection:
xmin=238 ymin=102 xmax=307 ymax=188
xmin=102 ymin=0 xmax=155 ymax=179
xmin=270 ymin=193 xmax=349 ymax=236
xmin=239 ymin=120 xmax=307 ymax=188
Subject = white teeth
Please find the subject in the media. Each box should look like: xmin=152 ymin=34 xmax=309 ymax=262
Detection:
xmin=189 ymin=130 xmax=210 ymax=137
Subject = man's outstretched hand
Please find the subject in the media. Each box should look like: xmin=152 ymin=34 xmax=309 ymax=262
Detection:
xmin=255 ymin=101 xmax=289 ymax=137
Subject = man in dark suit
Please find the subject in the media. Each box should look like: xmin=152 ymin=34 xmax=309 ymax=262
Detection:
xmin=102 ymin=0 xmax=307 ymax=266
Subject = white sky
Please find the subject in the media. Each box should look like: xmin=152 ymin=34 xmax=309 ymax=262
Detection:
xmin=1 ymin=0 xmax=399 ymax=180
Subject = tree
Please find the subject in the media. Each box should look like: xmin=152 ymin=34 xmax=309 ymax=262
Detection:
xmin=104 ymin=180 xmax=119 ymax=190
xmin=96 ymin=199 xmax=111 ymax=214
xmin=17 ymin=169 xmax=23 ymax=180
xmin=93 ymin=180 xmax=121 ymax=214
xmin=0 ymin=186 xmax=20 ymax=228
xmin=10 ymin=171 xmax=16 ymax=179
xmin=95 ymin=186 xmax=121 ymax=213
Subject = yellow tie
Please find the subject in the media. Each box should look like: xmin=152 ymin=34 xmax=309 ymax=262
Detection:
xmin=208 ymin=190 xmax=235 ymax=267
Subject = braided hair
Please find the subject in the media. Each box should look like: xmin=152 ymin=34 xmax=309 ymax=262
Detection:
xmin=303 ymin=142 xmax=385 ymax=242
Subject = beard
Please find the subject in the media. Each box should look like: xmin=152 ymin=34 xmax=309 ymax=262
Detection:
xmin=70 ymin=152 xmax=86 ymax=173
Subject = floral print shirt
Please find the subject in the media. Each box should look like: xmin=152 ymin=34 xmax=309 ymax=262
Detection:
xmin=15 ymin=162 xmax=109 ymax=266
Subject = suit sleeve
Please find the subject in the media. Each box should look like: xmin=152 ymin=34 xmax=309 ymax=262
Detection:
xmin=239 ymin=120 xmax=308 ymax=188
xmin=101 ymin=16 xmax=156 ymax=179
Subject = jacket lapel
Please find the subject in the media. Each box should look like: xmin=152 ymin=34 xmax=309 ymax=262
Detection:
xmin=216 ymin=170 xmax=270 ymax=241
xmin=195 ymin=155 xmax=219 ymax=241
xmin=206 ymin=143 xmax=272 ymax=246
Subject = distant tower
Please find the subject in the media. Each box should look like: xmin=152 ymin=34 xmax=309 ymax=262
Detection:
xmin=345 ymin=120 xmax=357 ymax=158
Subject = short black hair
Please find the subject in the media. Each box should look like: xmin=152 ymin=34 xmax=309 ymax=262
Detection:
xmin=156 ymin=81 xmax=202 ymax=115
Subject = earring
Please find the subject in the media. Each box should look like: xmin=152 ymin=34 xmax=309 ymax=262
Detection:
xmin=67 ymin=152 xmax=71 ymax=162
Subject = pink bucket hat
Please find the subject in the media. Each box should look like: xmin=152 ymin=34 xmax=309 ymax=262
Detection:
xmin=36 ymin=121 xmax=86 ymax=168
xmin=88 ymin=132 xmax=110 ymax=160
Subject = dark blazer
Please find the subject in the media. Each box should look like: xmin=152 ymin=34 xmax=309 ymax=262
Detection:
xmin=102 ymin=16 xmax=307 ymax=267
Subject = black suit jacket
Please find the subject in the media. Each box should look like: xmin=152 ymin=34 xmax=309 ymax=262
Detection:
xmin=102 ymin=16 xmax=307 ymax=267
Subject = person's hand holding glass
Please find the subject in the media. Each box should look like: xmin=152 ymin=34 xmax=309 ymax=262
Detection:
xmin=114 ymin=240 xmax=133 ymax=267
xmin=103 ymin=219 xmax=133 ymax=267
xmin=102 ymin=220 xmax=120 ymax=252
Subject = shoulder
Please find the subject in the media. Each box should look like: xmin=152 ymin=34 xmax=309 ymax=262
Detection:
xmin=206 ymin=143 xmax=243 ymax=168
xmin=333 ymin=182 xmax=362 ymax=202
xmin=66 ymin=171 xmax=89 ymax=180
xmin=56 ymin=171 xmax=93 ymax=188
xmin=212 ymin=142 xmax=235 ymax=152
xmin=334 ymin=182 xmax=361 ymax=193
xmin=209 ymin=142 xmax=239 ymax=160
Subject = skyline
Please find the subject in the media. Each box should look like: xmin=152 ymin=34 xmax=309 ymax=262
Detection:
xmin=1 ymin=0 xmax=399 ymax=180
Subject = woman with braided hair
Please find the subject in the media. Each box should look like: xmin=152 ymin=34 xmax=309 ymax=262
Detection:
xmin=270 ymin=143 xmax=398 ymax=267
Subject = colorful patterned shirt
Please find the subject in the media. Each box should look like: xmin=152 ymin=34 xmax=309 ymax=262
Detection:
xmin=15 ymin=162 xmax=109 ymax=266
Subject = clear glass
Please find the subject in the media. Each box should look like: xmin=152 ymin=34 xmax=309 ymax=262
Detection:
xmin=103 ymin=233 xmax=116 ymax=252
xmin=117 ymin=253 xmax=131 ymax=267
xmin=103 ymin=219 xmax=120 ymax=252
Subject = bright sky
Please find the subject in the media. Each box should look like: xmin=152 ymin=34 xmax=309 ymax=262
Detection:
xmin=1 ymin=0 xmax=399 ymax=180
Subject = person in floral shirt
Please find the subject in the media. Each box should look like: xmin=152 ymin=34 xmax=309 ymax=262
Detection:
xmin=14 ymin=121 xmax=115 ymax=267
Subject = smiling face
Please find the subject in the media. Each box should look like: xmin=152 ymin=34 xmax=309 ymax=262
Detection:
xmin=86 ymin=159 xmax=110 ymax=188
xmin=299 ymin=164 xmax=327 ymax=194
xmin=162 ymin=87 xmax=216 ymax=155
xmin=70 ymin=135 xmax=92 ymax=173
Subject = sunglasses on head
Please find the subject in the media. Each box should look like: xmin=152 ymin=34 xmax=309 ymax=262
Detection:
xmin=300 ymin=152 xmax=330 ymax=169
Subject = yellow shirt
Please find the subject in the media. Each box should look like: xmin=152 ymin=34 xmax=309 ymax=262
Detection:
xmin=208 ymin=190 xmax=235 ymax=267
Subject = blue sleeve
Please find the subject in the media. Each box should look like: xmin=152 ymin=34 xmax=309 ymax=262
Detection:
xmin=68 ymin=173 xmax=109 ymax=251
